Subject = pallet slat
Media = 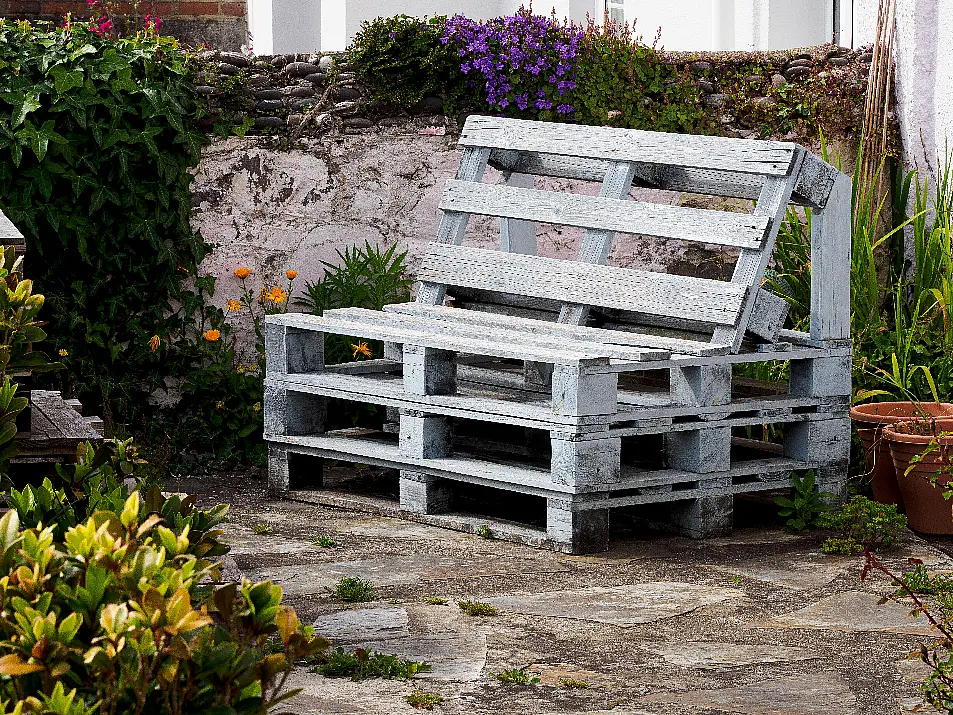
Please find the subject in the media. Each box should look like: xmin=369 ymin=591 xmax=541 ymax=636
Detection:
xmin=440 ymin=179 xmax=771 ymax=249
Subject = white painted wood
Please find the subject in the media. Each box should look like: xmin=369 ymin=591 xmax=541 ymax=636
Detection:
xmin=747 ymin=289 xmax=791 ymax=342
xmin=418 ymin=244 xmax=747 ymax=326
xmin=489 ymin=150 xmax=836 ymax=209
xmin=385 ymin=303 xmax=729 ymax=356
xmin=500 ymin=172 xmax=538 ymax=255
xmin=416 ymin=145 xmax=491 ymax=307
xmin=0 ymin=210 xmax=23 ymax=242
xmin=712 ymin=153 xmax=805 ymax=351
xmin=810 ymin=172 xmax=852 ymax=341
xmin=440 ymin=179 xmax=771 ymax=250
xmin=328 ymin=306 xmax=670 ymax=361
xmin=460 ymin=116 xmax=798 ymax=176
xmin=269 ymin=311 xmax=612 ymax=365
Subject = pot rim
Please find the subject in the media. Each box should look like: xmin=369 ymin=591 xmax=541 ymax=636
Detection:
xmin=850 ymin=401 xmax=953 ymax=426
xmin=883 ymin=421 xmax=953 ymax=445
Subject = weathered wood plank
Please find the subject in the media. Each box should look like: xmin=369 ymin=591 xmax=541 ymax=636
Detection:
xmin=810 ymin=172 xmax=852 ymax=341
xmin=500 ymin=172 xmax=538 ymax=254
xmin=461 ymin=116 xmax=798 ymax=177
xmin=385 ymin=303 xmax=729 ymax=356
xmin=417 ymin=145 xmax=491 ymax=306
xmin=327 ymin=306 xmax=670 ymax=361
xmin=440 ymin=179 xmax=770 ymax=250
xmin=488 ymin=151 xmax=838 ymax=209
xmin=418 ymin=244 xmax=747 ymax=326
xmin=268 ymin=312 xmax=612 ymax=365
xmin=747 ymin=289 xmax=791 ymax=342
xmin=712 ymin=151 xmax=805 ymax=351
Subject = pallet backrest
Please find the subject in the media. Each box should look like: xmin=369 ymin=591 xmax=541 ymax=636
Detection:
xmin=416 ymin=116 xmax=849 ymax=352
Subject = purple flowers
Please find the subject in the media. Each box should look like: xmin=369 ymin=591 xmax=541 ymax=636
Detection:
xmin=442 ymin=10 xmax=582 ymax=118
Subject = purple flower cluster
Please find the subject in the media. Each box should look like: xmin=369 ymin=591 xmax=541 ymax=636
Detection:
xmin=442 ymin=10 xmax=583 ymax=118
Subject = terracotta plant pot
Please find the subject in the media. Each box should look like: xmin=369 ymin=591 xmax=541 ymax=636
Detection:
xmin=884 ymin=419 xmax=953 ymax=534
xmin=849 ymin=402 xmax=953 ymax=511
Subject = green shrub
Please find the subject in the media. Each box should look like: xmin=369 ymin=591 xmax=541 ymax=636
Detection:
xmin=0 ymin=494 xmax=328 ymax=713
xmin=334 ymin=577 xmax=377 ymax=603
xmin=820 ymin=496 xmax=907 ymax=553
xmin=892 ymin=561 xmax=953 ymax=596
xmin=405 ymin=690 xmax=443 ymax=709
xmin=347 ymin=15 xmax=469 ymax=109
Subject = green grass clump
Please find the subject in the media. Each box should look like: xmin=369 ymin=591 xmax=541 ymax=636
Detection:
xmin=253 ymin=523 xmax=274 ymax=536
xmin=424 ymin=596 xmax=449 ymax=605
xmin=315 ymin=647 xmax=430 ymax=680
xmin=475 ymin=524 xmax=494 ymax=539
xmin=494 ymin=668 xmax=540 ymax=685
xmin=404 ymin=691 xmax=443 ymax=709
xmin=312 ymin=535 xmax=338 ymax=548
xmin=334 ymin=577 xmax=377 ymax=603
xmin=458 ymin=600 xmax=499 ymax=616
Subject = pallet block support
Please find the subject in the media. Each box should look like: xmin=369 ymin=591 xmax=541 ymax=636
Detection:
xmin=400 ymin=471 xmax=454 ymax=515
xmin=547 ymin=499 xmax=609 ymax=554
xmin=268 ymin=444 xmax=323 ymax=496
xmin=666 ymin=493 xmax=734 ymax=539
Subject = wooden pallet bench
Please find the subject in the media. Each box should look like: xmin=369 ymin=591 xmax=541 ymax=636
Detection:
xmin=12 ymin=391 xmax=104 ymax=476
xmin=265 ymin=116 xmax=852 ymax=554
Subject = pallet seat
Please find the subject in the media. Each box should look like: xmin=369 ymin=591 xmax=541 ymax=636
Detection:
xmin=264 ymin=116 xmax=852 ymax=554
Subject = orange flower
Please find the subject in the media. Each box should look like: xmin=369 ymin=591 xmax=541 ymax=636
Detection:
xmin=149 ymin=335 xmax=160 ymax=352
xmin=203 ymin=329 xmax=221 ymax=342
xmin=264 ymin=285 xmax=289 ymax=304
xmin=351 ymin=341 xmax=373 ymax=359
xmin=234 ymin=267 xmax=252 ymax=279
xmin=58 ymin=348 xmax=69 ymax=357
xmin=226 ymin=299 xmax=242 ymax=311
xmin=285 ymin=269 xmax=298 ymax=280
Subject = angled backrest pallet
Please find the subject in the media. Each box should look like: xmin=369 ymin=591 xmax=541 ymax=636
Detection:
xmin=264 ymin=116 xmax=852 ymax=554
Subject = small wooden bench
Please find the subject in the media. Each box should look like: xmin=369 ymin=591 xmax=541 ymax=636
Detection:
xmin=264 ymin=116 xmax=852 ymax=554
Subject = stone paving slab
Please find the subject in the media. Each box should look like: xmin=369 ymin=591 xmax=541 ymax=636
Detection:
xmin=641 ymin=672 xmax=857 ymax=715
xmin=486 ymin=583 xmax=742 ymax=626
xmin=762 ymin=590 xmax=934 ymax=635
xmin=245 ymin=553 xmax=570 ymax=596
xmin=707 ymin=551 xmax=850 ymax=590
xmin=312 ymin=606 xmax=410 ymax=642
xmin=638 ymin=641 xmax=820 ymax=669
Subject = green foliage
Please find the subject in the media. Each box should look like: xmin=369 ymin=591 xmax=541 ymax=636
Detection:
xmin=333 ymin=577 xmax=377 ymax=603
xmin=493 ymin=668 xmax=540 ymax=685
xmin=312 ymin=535 xmax=338 ymax=548
xmin=892 ymin=561 xmax=953 ymax=596
xmin=0 ymin=495 xmax=328 ymax=714
xmin=0 ymin=21 xmax=219 ymax=437
xmin=821 ymin=536 xmax=863 ymax=555
xmin=424 ymin=596 xmax=448 ymax=606
xmin=774 ymin=470 xmax=834 ymax=532
xmin=820 ymin=496 xmax=907 ymax=554
xmin=475 ymin=524 xmax=493 ymax=539
xmin=457 ymin=601 xmax=499 ymax=617
xmin=573 ymin=19 xmax=707 ymax=133
xmin=404 ymin=690 xmax=443 ymax=709
xmin=314 ymin=647 xmax=430 ymax=680
xmin=253 ymin=523 xmax=275 ymax=536
xmin=347 ymin=15 xmax=469 ymax=109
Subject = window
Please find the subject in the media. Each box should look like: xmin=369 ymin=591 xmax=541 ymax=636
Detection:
xmin=606 ymin=0 xmax=628 ymax=26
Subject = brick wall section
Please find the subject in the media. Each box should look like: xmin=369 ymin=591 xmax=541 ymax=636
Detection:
xmin=0 ymin=0 xmax=247 ymax=49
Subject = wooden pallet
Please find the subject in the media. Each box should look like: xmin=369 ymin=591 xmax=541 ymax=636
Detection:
xmin=265 ymin=116 xmax=852 ymax=554
xmin=13 ymin=391 xmax=104 ymax=470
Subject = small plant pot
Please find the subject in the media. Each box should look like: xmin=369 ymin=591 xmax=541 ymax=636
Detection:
xmin=884 ymin=419 xmax=953 ymax=535
xmin=850 ymin=401 xmax=953 ymax=511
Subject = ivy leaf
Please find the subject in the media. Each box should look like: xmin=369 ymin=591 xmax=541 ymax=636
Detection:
xmin=48 ymin=65 xmax=86 ymax=95
xmin=11 ymin=91 xmax=41 ymax=128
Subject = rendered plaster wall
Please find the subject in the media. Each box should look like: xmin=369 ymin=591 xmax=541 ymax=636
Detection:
xmin=190 ymin=132 xmax=708 ymax=339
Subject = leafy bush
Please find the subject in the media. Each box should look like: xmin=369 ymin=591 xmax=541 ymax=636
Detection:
xmin=0 ymin=494 xmax=328 ymax=714
xmin=892 ymin=561 xmax=953 ymax=596
xmin=457 ymin=601 xmax=499 ymax=617
xmin=0 ymin=21 xmax=216 ymax=434
xmin=820 ymin=496 xmax=907 ymax=554
xmin=348 ymin=15 xmax=470 ymax=110
xmin=405 ymin=690 xmax=443 ymax=709
xmin=774 ymin=470 xmax=834 ymax=532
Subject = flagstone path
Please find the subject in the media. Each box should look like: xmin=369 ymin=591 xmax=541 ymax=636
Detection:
xmin=185 ymin=473 xmax=948 ymax=715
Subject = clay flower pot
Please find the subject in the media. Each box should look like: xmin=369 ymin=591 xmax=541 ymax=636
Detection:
xmin=849 ymin=401 xmax=953 ymax=511
xmin=884 ymin=419 xmax=953 ymax=534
